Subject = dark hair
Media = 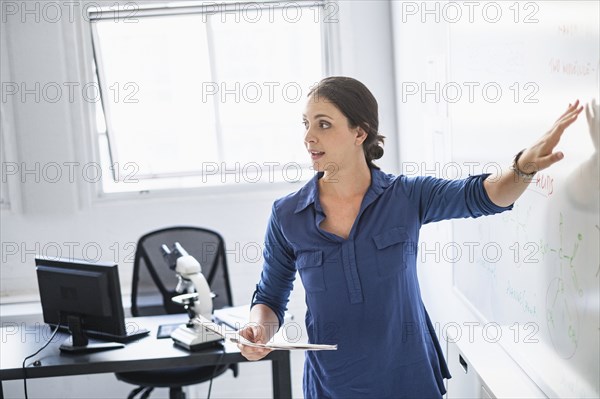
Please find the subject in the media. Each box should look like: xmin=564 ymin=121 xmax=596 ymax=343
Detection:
xmin=307 ymin=76 xmax=385 ymax=170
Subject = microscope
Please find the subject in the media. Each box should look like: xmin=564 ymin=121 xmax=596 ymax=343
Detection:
xmin=161 ymin=242 xmax=223 ymax=351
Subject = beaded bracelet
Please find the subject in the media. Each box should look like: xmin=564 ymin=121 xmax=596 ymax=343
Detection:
xmin=512 ymin=149 xmax=537 ymax=179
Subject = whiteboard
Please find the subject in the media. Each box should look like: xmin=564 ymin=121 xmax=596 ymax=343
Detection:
xmin=449 ymin=2 xmax=599 ymax=398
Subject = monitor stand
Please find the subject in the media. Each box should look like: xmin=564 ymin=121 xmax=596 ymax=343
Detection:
xmin=59 ymin=315 xmax=124 ymax=354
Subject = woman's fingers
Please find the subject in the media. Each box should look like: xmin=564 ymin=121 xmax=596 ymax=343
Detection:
xmin=521 ymin=101 xmax=584 ymax=173
xmin=238 ymin=325 xmax=255 ymax=341
xmin=537 ymin=151 xmax=565 ymax=170
xmin=560 ymin=107 xmax=583 ymax=126
xmin=237 ymin=325 xmax=273 ymax=361
xmin=238 ymin=343 xmax=272 ymax=360
xmin=551 ymin=105 xmax=583 ymax=139
xmin=237 ymin=342 xmax=271 ymax=360
xmin=556 ymin=100 xmax=579 ymax=122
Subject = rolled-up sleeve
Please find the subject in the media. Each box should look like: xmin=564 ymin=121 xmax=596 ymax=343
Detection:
xmin=401 ymin=174 xmax=513 ymax=224
xmin=251 ymin=203 xmax=296 ymax=328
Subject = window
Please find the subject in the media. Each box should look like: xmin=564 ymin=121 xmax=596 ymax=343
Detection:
xmin=89 ymin=1 xmax=330 ymax=193
xmin=0 ymin=107 xmax=11 ymax=209
xmin=0 ymin=131 xmax=8 ymax=209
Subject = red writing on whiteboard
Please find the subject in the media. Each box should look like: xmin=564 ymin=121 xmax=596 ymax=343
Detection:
xmin=548 ymin=58 xmax=595 ymax=77
xmin=557 ymin=24 xmax=579 ymax=36
xmin=533 ymin=173 xmax=554 ymax=196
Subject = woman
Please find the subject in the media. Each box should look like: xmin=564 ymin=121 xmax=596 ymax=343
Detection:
xmin=238 ymin=76 xmax=583 ymax=398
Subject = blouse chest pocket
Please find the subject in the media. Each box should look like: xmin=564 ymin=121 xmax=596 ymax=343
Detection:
xmin=373 ymin=227 xmax=411 ymax=277
xmin=295 ymin=250 xmax=326 ymax=293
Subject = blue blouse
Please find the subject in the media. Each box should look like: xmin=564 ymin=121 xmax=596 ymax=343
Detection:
xmin=252 ymin=168 xmax=513 ymax=398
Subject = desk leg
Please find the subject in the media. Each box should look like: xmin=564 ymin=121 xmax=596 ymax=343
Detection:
xmin=1 ymin=380 xmax=4 ymax=399
xmin=271 ymin=352 xmax=292 ymax=399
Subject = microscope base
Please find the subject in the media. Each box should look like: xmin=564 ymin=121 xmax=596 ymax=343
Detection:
xmin=170 ymin=324 xmax=223 ymax=352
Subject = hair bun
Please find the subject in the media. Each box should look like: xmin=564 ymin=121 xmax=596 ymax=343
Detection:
xmin=369 ymin=145 xmax=384 ymax=160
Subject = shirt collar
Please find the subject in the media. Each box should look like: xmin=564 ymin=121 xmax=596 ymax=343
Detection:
xmin=294 ymin=168 xmax=392 ymax=214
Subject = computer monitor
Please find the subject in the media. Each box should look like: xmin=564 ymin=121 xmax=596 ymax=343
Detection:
xmin=35 ymin=256 xmax=148 ymax=353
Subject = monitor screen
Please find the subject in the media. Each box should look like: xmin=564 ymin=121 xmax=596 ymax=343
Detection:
xmin=35 ymin=256 xmax=147 ymax=352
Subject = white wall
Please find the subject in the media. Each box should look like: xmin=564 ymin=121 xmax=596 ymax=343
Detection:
xmin=0 ymin=1 xmax=397 ymax=398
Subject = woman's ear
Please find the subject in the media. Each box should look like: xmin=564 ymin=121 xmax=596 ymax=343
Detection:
xmin=355 ymin=126 xmax=368 ymax=146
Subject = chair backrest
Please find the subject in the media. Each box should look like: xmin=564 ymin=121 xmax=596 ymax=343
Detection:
xmin=130 ymin=226 xmax=234 ymax=317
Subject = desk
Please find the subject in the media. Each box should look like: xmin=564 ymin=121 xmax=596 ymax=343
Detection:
xmin=0 ymin=314 xmax=292 ymax=399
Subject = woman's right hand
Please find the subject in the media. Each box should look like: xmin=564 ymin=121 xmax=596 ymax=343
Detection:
xmin=237 ymin=323 xmax=273 ymax=361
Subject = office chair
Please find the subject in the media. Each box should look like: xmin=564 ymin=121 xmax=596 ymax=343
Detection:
xmin=115 ymin=226 xmax=238 ymax=399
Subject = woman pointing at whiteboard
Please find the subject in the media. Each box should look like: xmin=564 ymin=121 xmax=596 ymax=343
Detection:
xmin=238 ymin=76 xmax=583 ymax=398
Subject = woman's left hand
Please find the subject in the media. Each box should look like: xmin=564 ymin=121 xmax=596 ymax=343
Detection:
xmin=517 ymin=100 xmax=584 ymax=174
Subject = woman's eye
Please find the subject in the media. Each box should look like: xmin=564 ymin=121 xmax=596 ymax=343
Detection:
xmin=302 ymin=120 xmax=330 ymax=129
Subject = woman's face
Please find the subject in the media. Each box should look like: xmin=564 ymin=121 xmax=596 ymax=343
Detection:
xmin=302 ymin=95 xmax=366 ymax=173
